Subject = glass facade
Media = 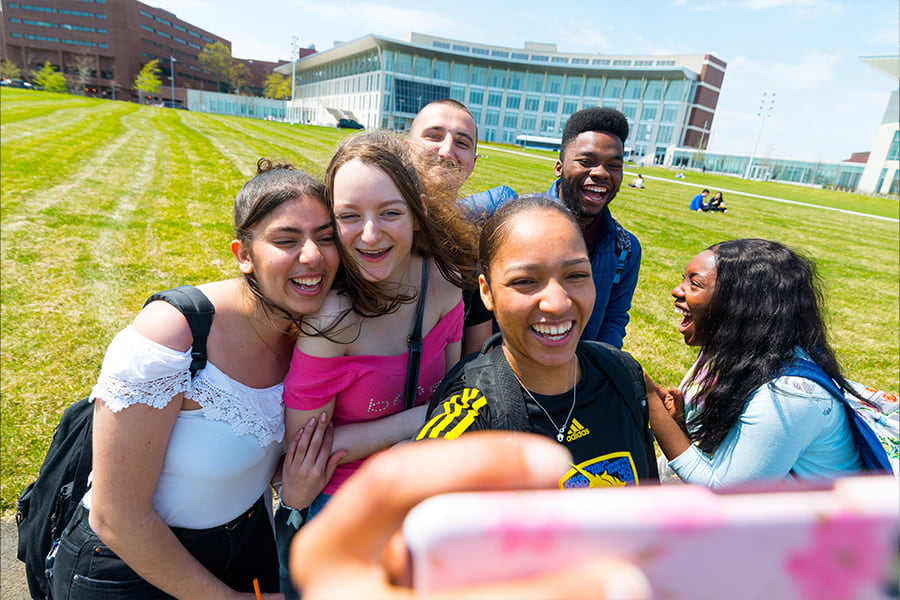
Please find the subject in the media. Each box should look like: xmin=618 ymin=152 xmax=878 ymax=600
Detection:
xmin=290 ymin=35 xmax=722 ymax=154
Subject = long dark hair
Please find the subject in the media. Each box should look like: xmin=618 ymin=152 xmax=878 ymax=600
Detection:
xmin=687 ymin=238 xmax=850 ymax=453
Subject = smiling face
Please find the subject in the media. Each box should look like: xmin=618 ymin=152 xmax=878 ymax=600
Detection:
xmin=234 ymin=194 xmax=340 ymax=317
xmin=480 ymin=208 xmax=595 ymax=377
xmin=408 ymin=102 xmax=478 ymax=194
xmin=555 ymin=131 xmax=624 ymax=225
xmin=331 ymin=158 xmax=416 ymax=284
xmin=672 ymin=250 xmax=718 ymax=347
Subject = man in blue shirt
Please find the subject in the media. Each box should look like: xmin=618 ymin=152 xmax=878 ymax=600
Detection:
xmin=690 ymin=189 xmax=710 ymax=211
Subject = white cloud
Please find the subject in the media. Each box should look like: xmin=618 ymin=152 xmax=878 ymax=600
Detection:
xmin=727 ymin=50 xmax=839 ymax=93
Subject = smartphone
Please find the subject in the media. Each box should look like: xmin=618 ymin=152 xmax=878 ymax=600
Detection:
xmin=403 ymin=475 xmax=899 ymax=599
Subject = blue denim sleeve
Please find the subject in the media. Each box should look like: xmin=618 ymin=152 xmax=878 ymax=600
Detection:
xmin=595 ymin=233 xmax=641 ymax=348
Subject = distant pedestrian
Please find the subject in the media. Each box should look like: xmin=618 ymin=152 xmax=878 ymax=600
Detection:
xmin=707 ymin=191 xmax=727 ymax=212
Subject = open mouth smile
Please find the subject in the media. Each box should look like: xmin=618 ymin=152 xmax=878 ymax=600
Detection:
xmin=291 ymin=275 xmax=324 ymax=295
xmin=531 ymin=321 xmax=574 ymax=343
xmin=356 ymin=247 xmax=391 ymax=262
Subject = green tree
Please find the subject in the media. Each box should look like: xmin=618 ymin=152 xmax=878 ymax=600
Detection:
xmin=133 ymin=59 xmax=162 ymax=104
xmin=199 ymin=41 xmax=234 ymax=93
xmin=1 ymin=59 xmax=22 ymax=80
xmin=263 ymin=72 xmax=290 ymax=99
xmin=199 ymin=41 xmax=249 ymax=94
xmin=31 ymin=61 xmax=67 ymax=93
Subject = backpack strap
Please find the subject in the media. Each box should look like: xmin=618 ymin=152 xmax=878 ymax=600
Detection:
xmin=143 ymin=285 xmax=215 ymax=377
xmin=782 ymin=359 xmax=894 ymax=473
xmin=612 ymin=221 xmax=631 ymax=285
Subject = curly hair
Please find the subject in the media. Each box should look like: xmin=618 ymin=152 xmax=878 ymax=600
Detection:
xmin=325 ymin=130 xmax=477 ymax=291
xmin=686 ymin=238 xmax=851 ymax=453
xmin=561 ymin=107 xmax=629 ymax=159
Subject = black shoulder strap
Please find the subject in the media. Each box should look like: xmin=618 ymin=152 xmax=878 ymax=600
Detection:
xmin=143 ymin=285 xmax=215 ymax=377
xmin=581 ymin=342 xmax=652 ymax=442
xmin=486 ymin=348 xmax=531 ymax=432
xmin=404 ymin=260 xmax=430 ymax=410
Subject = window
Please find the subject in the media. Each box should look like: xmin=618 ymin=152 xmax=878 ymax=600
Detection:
xmin=414 ymin=56 xmax=430 ymax=78
xmin=156 ymin=16 xmax=171 ymax=25
xmin=470 ymin=66 xmax=487 ymax=86
xmin=593 ymin=59 xmax=610 ymax=65
xmin=572 ymin=58 xmax=589 ymax=65
xmin=526 ymin=73 xmax=544 ymax=93
xmin=524 ymin=95 xmax=540 ymax=111
xmin=472 ymin=47 xmax=489 ymax=55
xmin=468 ymin=90 xmax=483 ymax=105
xmin=433 ymin=41 xmax=450 ymax=49
xmin=433 ymin=59 xmax=449 ymax=80
xmin=661 ymin=106 xmax=679 ymax=123
xmin=656 ymin=125 xmax=674 ymax=144
xmin=540 ymin=117 xmax=556 ymax=133
xmin=546 ymin=75 xmax=563 ymax=94
xmin=641 ymin=105 xmax=657 ymax=121
xmin=624 ymin=79 xmax=642 ymax=100
xmin=543 ymin=99 xmax=558 ymax=114
xmin=491 ymin=50 xmax=509 ymax=58
xmin=635 ymin=60 xmax=653 ymax=66
xmin=512 ymin=52 xmax=529 ymax=60
xmin=504 ymin=114 xmax=518 ymax=129
xmin=604 ymin=79 xmax=622 ymax=99
xmin=452 ymin=44 xmax=469 ymax=52
xmin=487 ymin=92 xmax=502 ymax=107
xmin=531 ymin=55 xmax=549 ymax=62
xmin=621 ymin=104 xmax=637 ymax=119
xmin=489 ymin=69 xmax=505 ymax=88
xmin=664 ymin=80 xmax=683 ymax=101
xmin=612 ymin=59 xmax=632 ymax=66
xmin=565 ymin=77 xmax=582 ymax=96
xmin=450 ymin=63 xmax=468 ymax=84
xmin=551 ymin=56 xmax=568 ymax=64
xmin=507 ymin=71 xmax=523 ymax=90
xmin=395 ymin=53 xmax=412 ymax=75
xmin=644 ymin=80 xmax=662 ymax=101
xmin=485 ymin=111 xmax=499 ymax=126
xmin=506 ymin=94 xmax=521 ymax=110
xmin=585 ymin=77 xmax=602 ymax=97
xmin=888 ymin=131 xmax=900 ymax=161
xmin=522 ymin=115 xmax=536 ymax=131
xmin=563 ymin=100 xmax=578 ymax=114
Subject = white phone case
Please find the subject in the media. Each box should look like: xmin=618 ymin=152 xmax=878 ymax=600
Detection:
xmin=403 ymin=475 xmax=899 ymax=599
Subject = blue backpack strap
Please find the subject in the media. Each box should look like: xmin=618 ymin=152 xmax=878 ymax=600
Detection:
xmin=612 ymin=221 xmax=631 ymax=285
xmin=783 ymin=359 xmax=893 ymax=473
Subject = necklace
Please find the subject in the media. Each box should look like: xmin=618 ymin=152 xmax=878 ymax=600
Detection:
xmin=247 ymin=315 xmax=281 ymax=357
xmin=513 ymin=361 xmax=578 ymax=443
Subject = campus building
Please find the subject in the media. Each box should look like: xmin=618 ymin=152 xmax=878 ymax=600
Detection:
xmin=0 ymin=0 xmax=276 ymax=103
xmin=277 ymin=32 xmax=726 ymax=165
xmin=858 ymin=56 xmax=899 ymax=196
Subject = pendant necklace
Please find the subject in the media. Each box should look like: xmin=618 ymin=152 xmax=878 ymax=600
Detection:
xmin=513 ymin=360 xmax=578 ymax=443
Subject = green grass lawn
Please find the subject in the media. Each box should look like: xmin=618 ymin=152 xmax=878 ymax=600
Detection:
xmin=2 ymin=89 xmax=898 ymax=513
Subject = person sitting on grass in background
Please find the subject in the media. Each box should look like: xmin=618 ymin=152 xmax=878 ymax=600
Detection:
xmin=416 ymin=195 xmax=658 ymax=487
xmin=628 ymin=173 xmax=645 ymax=189
xmin=706 ymin=191 xmax=727 ymax=212
xmin=689 ymin=189 xmax=709 ymax=211
xmin=644 ymin=239 xmax=863 ymax=488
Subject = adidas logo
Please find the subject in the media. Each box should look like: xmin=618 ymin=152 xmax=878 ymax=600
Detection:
xmin=565 ymin=419 xmax=590 ymax=442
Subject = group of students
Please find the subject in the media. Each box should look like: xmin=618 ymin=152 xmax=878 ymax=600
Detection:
xmin=48 ymin=102 xmax=870 ymax=600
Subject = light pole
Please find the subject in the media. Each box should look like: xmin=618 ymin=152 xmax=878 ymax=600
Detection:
xmin=743 ymin=92 xmax=775 ymax=179
xmin=290 ymin=36 xmax=299 ymax=124
xmin=169 ymin=56 xmax=176 ymax=107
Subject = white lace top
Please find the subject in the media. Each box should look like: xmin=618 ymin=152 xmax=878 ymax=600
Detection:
xmin=82 ymin=325 xmax=285 ymax=529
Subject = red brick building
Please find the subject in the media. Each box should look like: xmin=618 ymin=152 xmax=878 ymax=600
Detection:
xmin=0 ymin=0 xmax=243 ymax=103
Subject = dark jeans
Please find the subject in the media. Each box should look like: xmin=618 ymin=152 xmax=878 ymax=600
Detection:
xmin=50 ymin=496 xmax=278 ymax=599
xmin=274 ymin=492 xmax=332 ymax=600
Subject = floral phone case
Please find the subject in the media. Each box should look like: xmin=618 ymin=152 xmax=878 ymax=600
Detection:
xmin=403 ymin=476 xmax=898 ymax=599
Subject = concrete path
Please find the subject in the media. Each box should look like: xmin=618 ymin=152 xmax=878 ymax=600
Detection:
xmin=1 ymin=518 xmax=29 ymax=600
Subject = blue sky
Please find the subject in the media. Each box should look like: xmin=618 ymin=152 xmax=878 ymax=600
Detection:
xmin=151 ymin=0 xmax=899 ymax=163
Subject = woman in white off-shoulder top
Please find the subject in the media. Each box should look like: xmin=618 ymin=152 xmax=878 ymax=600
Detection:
xmin=50 ymin=160 xmax=397 ymax=600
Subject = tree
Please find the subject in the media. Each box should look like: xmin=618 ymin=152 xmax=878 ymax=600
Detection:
xmin=263 ymin=72 xmax=291 ymax=99
xmin=199 ymin=41 xmax=247 ymax=94
xmin=31 ymin=62 xmax=67 ymax=93
xmin=0 ymin=59 xmax=21 ymax=80
xmin=133 ymin=59 xmax=162 ymax=104
xmin=71 ymin=51 xmax=95 ymax=95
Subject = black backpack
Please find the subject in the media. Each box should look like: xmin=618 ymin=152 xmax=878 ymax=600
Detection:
xmin=15 ymin=285 xmax=214 ymax=600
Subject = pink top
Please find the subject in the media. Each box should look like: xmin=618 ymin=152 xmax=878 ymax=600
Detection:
xmin=283 ymin=300 xmax=464 ymax=493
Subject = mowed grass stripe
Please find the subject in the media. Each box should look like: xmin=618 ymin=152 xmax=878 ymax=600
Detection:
xmin=1 ymin=89 xmax=897 ymax=513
